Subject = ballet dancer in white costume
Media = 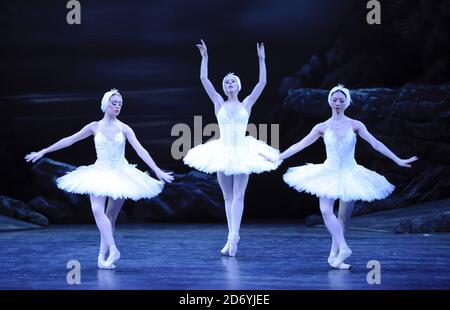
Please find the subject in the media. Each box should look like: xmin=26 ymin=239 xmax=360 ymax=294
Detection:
xmin=265 ymin=85 xmax=418 ymax=269
xmin=183 ymin=40 xmax=282 ymax=257
xmin=25 ymin=89 xmax=174 ymax=269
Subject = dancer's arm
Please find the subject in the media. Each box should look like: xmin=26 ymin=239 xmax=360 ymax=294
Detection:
xmin=243 ymin=43 xmax=266 ymax=112
xmin=123 ymin=125 xmax=174 ymax=183
xmin=279 ymin=123 xmax=324 ymax=161
xmin=354 ymin=120 xmax=418 ymax=167
xmin=197 ymin=39 xmax=224 ymax=114
xmin=24 ymin=122 xmax=96 ymax=163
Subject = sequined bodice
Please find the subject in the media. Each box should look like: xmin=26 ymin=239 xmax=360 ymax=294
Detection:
xmin=217 ymin=104 xmax=249 ymax=147
xmin=323 ymin=124 xmax=357 ymax=169
xmin=94 ymin=122 xmax=127 ymax=167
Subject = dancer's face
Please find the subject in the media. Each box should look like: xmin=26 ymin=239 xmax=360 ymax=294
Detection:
xmin=107 ymin=94 xmax=123 ymax=116
xmin=330 ymin=91 xmax=346 ymax=113
xmin=224 ymin=76 xmax=239 ymax=93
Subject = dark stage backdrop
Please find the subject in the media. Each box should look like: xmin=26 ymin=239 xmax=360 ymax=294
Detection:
xmin=1 ymin=0 xmax=449 ymax=222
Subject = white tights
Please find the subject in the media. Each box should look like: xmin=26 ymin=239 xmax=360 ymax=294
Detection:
xmin=217 ymin=172 xmax=249 ymax=256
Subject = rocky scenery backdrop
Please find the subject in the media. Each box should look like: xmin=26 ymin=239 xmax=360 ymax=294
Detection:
xmin=0 ymin=0 xmax=449 ymax=231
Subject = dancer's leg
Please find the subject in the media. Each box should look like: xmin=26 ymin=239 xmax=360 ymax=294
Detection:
xmin=106 ymin=198 xmax=125 ymax=233
xmin=90 ymin=195 xmax=120 ymax=268
xmin=329 ymin=200 xmax=355 ymax=269
xmin=338 ymin=200 xmax=355 ymax=234
xmin=97 ymin=198 xmax=125 ymax=269
xmin=319 ymin=197 xmax=351 ymax=268
xmin=217 ymin=172 xmax=234 ymax=255
xmin=228 ymin=173 xmax=249 ymax=257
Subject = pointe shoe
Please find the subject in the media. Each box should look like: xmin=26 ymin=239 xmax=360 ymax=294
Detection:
xmin=98 ymin=254 xmax=106 ymax=269
xmin=336 ymin=263 xmax=351 ymax=270
xmin=228 ymin=234 xmax=240 ymax=257
xmin=98 ymin=261 xmax=116 ymax=269
xmin=331 ymin=248 xmax=352 ymax=269
xmin=98 ymin=254 xmax=116 ymax=269
xmin=221 ymin=241 xmax=231 ymax=256
xmin=104 ymin=247 xmax=120 ymax=269
xmin=327 ymin=251 xmax=338 ymax=266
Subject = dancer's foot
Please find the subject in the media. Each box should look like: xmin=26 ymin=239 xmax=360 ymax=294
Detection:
xmin=221 ymin=233 xmax=232 ymax=256
xmin=327 ymin=252 xmax=351 ymax=269
xmin=221 ymin=241 xmax=231 ymax=256
xmin=98 ymin=254 xmax=106 ymax=268
xmin=228 ymin=234 xmax=240 ymax=257
xmin=98 ymin=253 xmax=116 ymax=269
xmin=98 ymin=261 xmax=116 ymax=270
xmin=336 ymin=263 xmax=351 ymax=270
xmin=104 ymin=245 xmax=120 ymax=268
xmin=331 ymin=247 xmax=352 ymax=269
xmin=327 ymin=251 xmax=338 ymax=266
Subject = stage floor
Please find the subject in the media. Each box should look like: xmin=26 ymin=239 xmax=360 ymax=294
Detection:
xmin=0 ymin=223 xmax=449 ymax=290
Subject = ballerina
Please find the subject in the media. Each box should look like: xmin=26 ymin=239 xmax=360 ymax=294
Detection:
xmin=265 ymin=84 xmax=418 ymax=269
xmin=25 ymin=89 xmax=174 ymax=269
xmin=183 ymin=40 xmax=281 ymax=257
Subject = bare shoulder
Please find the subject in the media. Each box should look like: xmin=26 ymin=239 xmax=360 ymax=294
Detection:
xmin=118 ymin=121 xmax=135 ymax=136
xmin=313 ymin=121 xmax=328 ymax=135
xmin=348 ymin=118 xmax=366 ymax=132
xmin=85 ymin=121 xmax=99 ymax=133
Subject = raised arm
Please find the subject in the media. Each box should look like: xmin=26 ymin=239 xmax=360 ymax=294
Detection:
xmin=279 ymin=123 xmax=325 ymax=161
xmin=354 ymin=120 xmax=418 ymax=167
xmin=123 ymin=124 xmax=174 ymax=183
xmin=25 ymin=122 xmax=96 ymax=163
xmin=197 ymin=39 xmax=223 ymax=114
xmin=243 ymin=43 xmax=266 ymax=112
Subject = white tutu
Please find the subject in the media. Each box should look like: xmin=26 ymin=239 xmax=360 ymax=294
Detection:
xmin=57 ymin=121 xmax=164 ymax=201
xmin=57 ymin=162 xmax=164 ymax=201
xmin=183 ymin=135 xmax=281 ymax=175
xmin=183 ymin=104 xmax=281 ymax=175
xmin=283 ymin=163 xmax=394 ymax=202
xmin=283 ymin=124 xmax=394 ymax=202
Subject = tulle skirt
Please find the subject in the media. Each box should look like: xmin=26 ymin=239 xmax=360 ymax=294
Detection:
xmin=283 ymin=163 xmax=395 ymax=202
xmin=56 ymin=161 xmax=164 ymax=201
xmin=183 ymin=136 xmax=281 ymax=175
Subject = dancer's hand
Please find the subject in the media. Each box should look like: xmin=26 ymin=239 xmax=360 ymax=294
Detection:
xmin=395 ymin=156 xmax=418 ymax=168
xmin=24 ymin=150 xmax=46 ymax=163
xmin=155 ymin=168 xmax=175 ymax=183
xmin=259 ymin=152 xmax=279 ymax=163
xmin=256 ymin=42 xmax=265 ymax=60
xmin=196 ymin=39 xmax=208 ymax=58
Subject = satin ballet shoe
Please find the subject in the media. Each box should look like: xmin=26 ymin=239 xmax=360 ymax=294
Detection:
xmin=228 ymin=234 xmax=240 ymax=257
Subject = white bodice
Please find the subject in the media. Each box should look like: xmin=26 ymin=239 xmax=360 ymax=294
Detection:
xmin=94 ymin=122 xmax=127 ymax=168
xmin=217 ymin=104 xmax=249 ymax=147
xmin=323 ymin=125 xmax=357 ymax=170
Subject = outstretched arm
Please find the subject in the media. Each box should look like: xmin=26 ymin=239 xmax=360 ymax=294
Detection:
xmin=197 ymin=39 xmax=223 ymax=114
xmin=25 ymin=122 xmax=96 ymax=163
xmin=279 ymin=123 xmax=324 ymax=161
xmin=123 ymin=125 xmax=174 ymax=183
xmin=243 ymin=43 xmax=266 ymax=112
xmin=354 ymin=120 xmax=418 ymax=167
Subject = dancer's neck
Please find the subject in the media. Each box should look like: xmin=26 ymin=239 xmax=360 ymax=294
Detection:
xmin=102 ymin=114 xmax=118 ymax=124
xmin=331 ymin=110 xmax=346 ymax=122
xmin=226 ymin=92 xmax=239 ymax=102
